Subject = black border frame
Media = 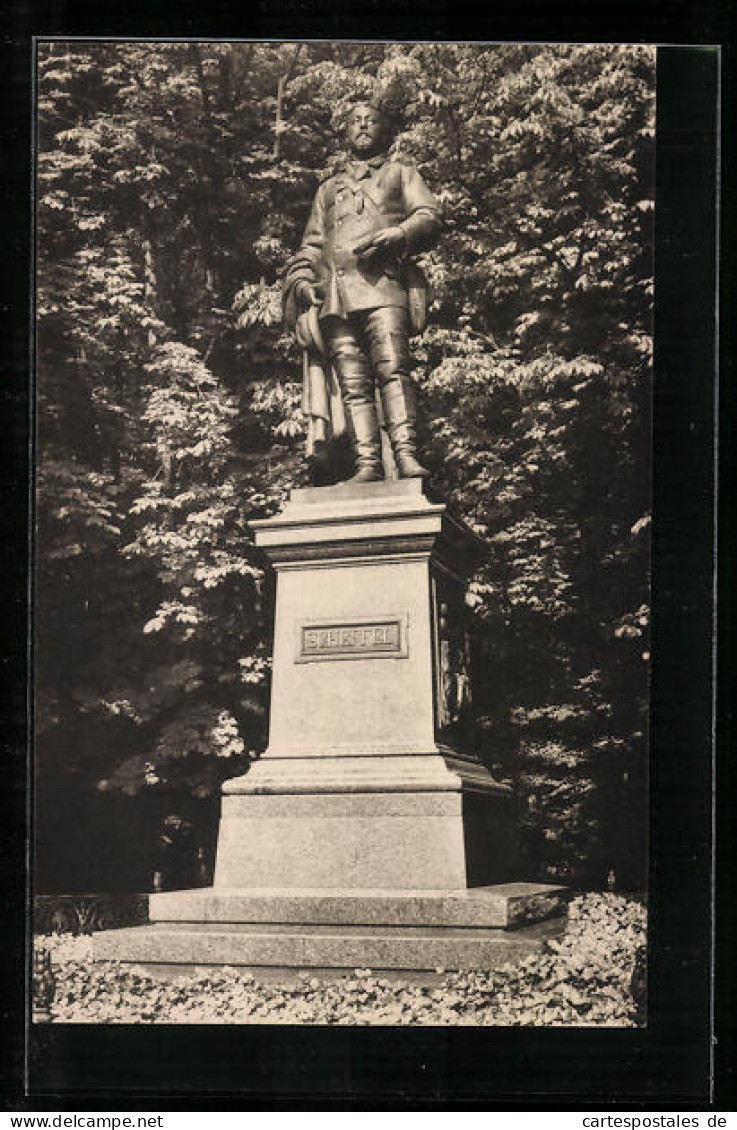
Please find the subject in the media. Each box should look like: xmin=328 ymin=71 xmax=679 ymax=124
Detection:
xmin=2 ymin=13 xmax=728 ymax=1110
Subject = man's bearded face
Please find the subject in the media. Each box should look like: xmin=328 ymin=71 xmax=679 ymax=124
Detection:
xmin=346 ymin=104 xmax=387 ymax=157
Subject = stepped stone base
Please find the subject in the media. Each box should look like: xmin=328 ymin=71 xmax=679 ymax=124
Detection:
xmin=92 ymin=882 xmax=569 ymax=973
xmin=149 ymin=883 xmax=567 ymax=929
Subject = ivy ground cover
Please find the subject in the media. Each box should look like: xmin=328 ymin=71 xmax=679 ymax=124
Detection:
xmin=36 ymin=893 xmax=645 ymax=1026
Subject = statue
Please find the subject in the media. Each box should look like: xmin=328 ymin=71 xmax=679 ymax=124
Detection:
xmin=284 ymin=100 xmax=442 ymax=484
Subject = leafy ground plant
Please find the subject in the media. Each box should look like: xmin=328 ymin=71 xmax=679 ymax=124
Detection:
xmin=35 ymin=893 xmax=645 ymax=1026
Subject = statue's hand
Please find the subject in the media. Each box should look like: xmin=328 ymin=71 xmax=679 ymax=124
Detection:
xmin=354 ymin=226 xmax=407 ymax=259
xmin=295 ymin=280 xmax=321 ymax=310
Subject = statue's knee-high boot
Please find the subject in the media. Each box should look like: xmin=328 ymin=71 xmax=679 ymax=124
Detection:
xmin=328 ymin=326 xmax=383 ymax=482
xmin=342 ymin=399 xmax=383 ymax=482
xmin=365 ymin=306 xmax=429 ymax=480
xmin=380 ymin=375 xmax=430 ymax=479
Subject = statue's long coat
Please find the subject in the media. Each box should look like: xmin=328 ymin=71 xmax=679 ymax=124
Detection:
xmin=284 ymin=155 xmax=441 ymax=328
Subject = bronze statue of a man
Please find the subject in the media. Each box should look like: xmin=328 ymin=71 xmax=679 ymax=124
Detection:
xmin=284 ymin=101 xmax=441 ymax=483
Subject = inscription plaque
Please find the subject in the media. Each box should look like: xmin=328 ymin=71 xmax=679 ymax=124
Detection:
xmin=295 ymin=616 xmax=408 ymax=663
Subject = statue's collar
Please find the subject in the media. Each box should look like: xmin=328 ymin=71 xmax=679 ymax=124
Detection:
xmin=343 ymin=152 xmax=388 ymax=181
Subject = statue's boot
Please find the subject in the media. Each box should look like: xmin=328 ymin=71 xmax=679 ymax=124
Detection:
xmin=343 ymin=401 xmax=383 ymax=483
xmin=330 ymin=329 xmax=382 ymax=483
xmin=381 ymin=376 xmax=430 ymax=479
xmin=327 ymin=318 xmax=384 ymax=483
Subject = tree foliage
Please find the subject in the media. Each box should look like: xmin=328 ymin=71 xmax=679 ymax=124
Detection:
xmin=35 ymin=42 xmax=654 ymax=890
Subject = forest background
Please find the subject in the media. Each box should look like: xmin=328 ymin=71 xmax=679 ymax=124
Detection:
xmin=35 ymin=41 xmax=654 ymax=894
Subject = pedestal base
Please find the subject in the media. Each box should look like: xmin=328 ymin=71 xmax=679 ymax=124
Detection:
xmin=214 ymin=749 xmax=519 ymax=890
xmin=92 ymin=882 xmax=569 ymax=973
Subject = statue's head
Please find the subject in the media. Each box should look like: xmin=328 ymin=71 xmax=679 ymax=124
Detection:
xmin=344 ymin=100 xmax=393 ymax=158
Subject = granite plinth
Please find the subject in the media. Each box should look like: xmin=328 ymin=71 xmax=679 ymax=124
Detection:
xmin=92 ymin=921 xmax=561 ymax=972
xmin=92 ymin=883 xmax=568 ymax=972
xmin=215 ymin=774 xmax=517 ymax=890
xmin=150 ymin=882 xmax=569 ymax=930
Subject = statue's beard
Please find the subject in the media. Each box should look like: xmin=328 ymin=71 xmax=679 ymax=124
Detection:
xmin=351 ymin=137 xmax=386 ymax=157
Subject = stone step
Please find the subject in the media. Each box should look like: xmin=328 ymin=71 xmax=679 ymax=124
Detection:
xmin=149 ymin=882 xmax=568 ymax=930
xmin=92 ymin=916 xmax=564 ymax=973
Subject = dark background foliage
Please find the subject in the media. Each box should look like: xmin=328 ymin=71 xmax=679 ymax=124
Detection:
xmin=35 ymin=42 xmax=653 ymax=892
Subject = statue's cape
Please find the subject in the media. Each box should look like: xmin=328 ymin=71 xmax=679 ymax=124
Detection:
xmin=283 ymin=246 xmax=321 ymax=333
xmin=296 ymin=306 xmax=346 ymax=460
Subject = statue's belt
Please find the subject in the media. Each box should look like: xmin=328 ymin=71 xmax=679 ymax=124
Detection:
xmin=295 ymin=260 xmax=429 ymax=350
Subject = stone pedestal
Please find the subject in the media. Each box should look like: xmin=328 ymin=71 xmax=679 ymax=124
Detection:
xmin=214 ymin=479 xmax=517 ymax=891
xmin=93 ymin=481 xmax=567 ymax=975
